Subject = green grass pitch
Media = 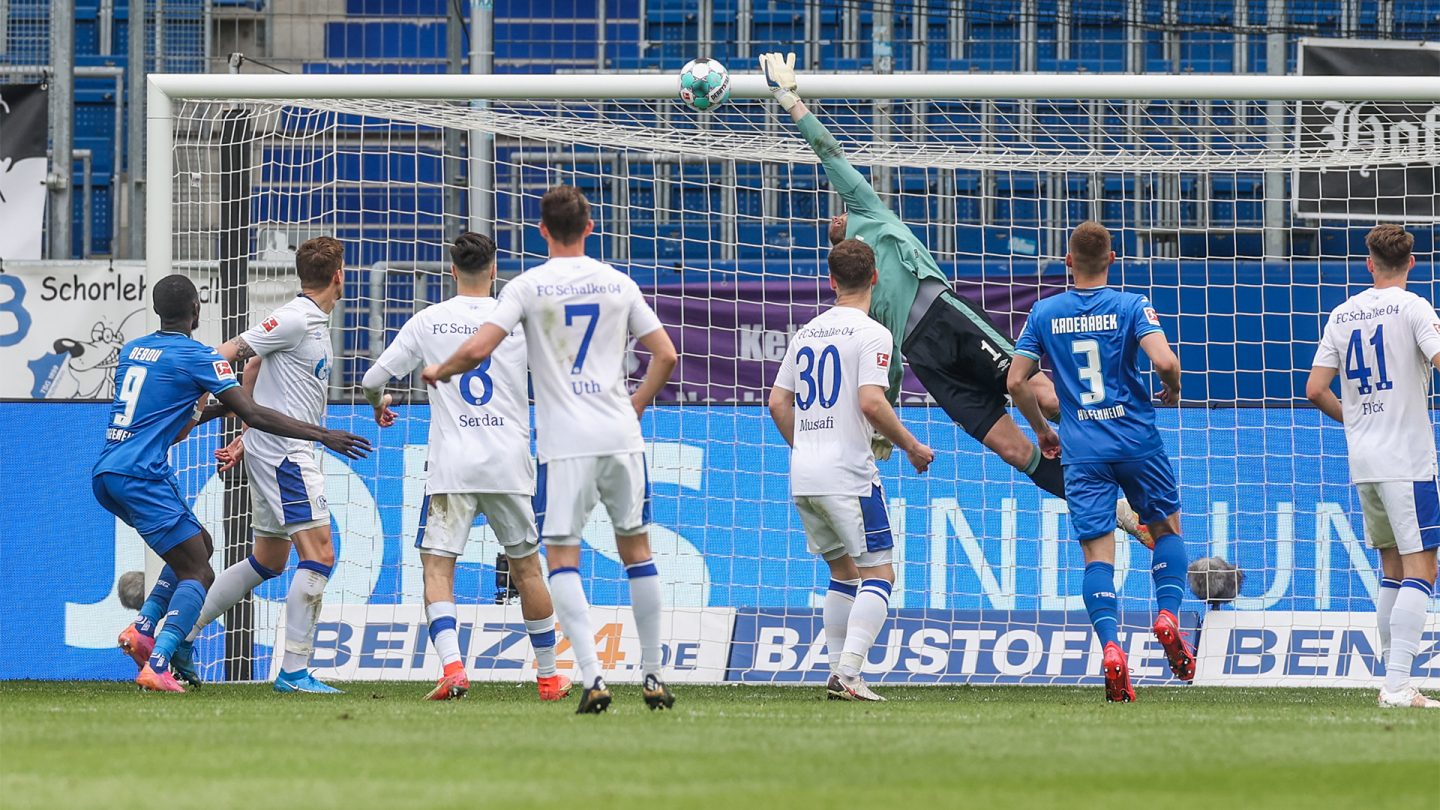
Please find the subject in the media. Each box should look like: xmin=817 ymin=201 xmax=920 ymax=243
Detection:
xmin=2 ymin=681 xmax=1436 ymax=809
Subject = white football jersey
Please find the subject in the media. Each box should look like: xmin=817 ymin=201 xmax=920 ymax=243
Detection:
xmin=376 ymin=295 xmax=532 ymax=495
xmin=774 ymin=306 xmax=895 ymax=497
xmin=1313 ymin=286 xmax=1440 ymax=483
xmin=241 ymin=295 xmax=332 ymax=462
xmin=484 ymin=256 xmax=664 ymax=463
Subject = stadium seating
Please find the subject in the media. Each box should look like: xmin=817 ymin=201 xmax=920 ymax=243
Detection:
xmin=8 ymin=1 xmax=1440 ymax=262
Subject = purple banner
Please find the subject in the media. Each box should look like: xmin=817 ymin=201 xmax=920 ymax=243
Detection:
xmin=637 ymin=279 xmax=1057 ymax=404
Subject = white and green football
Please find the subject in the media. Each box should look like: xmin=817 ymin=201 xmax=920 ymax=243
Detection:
xmin=677 ymin=57 xmax=731 ymax=112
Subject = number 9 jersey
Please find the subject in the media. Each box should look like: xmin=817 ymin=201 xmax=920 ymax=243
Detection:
xmin=774 ymin=306 xmax=895 ymax=497
xmin=92 ymin=331 xmax=239 ymax=480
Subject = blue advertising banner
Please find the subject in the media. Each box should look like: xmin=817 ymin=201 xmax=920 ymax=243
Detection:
xmin=726 ymin=609 xmax=1202 ymax=685
xmin=0 ymin=402 xmax=1429 ymax=680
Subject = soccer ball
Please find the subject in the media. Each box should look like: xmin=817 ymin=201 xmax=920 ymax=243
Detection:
xmin=678 ymin=57 xmax=731 ymax=112
xmin=1187 ymin=556 xmax=1244 ymax=606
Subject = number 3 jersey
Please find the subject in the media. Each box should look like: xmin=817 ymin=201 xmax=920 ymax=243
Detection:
xmin=1313 ymin=286 xmax=1440 ymax=483
xmin=484 ymin=255 xmax=664 ymax=464
xmin=1014 ymin=287 xmax=1166 ymax=464
xmin=774 ymin=306 xmax=894 ymax=497
xmin=92 ymin=331 xmax=239 ymax=480
xmin=375 ymin=295 xmax=532 ymax=495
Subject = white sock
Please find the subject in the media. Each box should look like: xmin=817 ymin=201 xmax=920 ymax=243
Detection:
xmin=838 ymin=578 xmax=892 ymax=678
xmin=625 ymin=559 xmax=664 ymax=678
xmin=426 ymin=601 xmax=462 ymax=668
xmin=186 ymin=554 xmax=280 ymax=642
xmin=525 ymin=615 xmax=559 ymax=678
xmin=281 ymin=561 xmax=331 ymax=674
xmin=1385 ymin=578 xmax=1433 ymax=692
xmin=823 ymin=578 xmax=860 ymax=673
xmin=549 ymin=567 xmax=601 ymax=685
xmin=1377 ymin=578 xmax=1401 ymax=665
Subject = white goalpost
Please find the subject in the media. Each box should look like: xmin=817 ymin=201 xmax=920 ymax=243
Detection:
xmin=145 ymin=71 xmax=1440 ymax=687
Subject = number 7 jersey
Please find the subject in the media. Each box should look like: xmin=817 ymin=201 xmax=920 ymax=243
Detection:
xmin=1314 ymin=286 xmax=1440 ymax=483
xmin=774 ymin=306 xmax=895 ymax=497
xmin=484 ymin=255 xmax=665 ymax=463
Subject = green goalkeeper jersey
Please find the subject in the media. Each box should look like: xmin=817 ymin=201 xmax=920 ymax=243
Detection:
xmin=797 ymin=112 xmax=949 ymax=400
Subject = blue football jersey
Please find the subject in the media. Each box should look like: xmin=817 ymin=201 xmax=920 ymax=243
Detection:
xmin=1014 ymin=287 xmax=1166 ymax=463
xmin=92 ymin=331 xmax=239 ymax=480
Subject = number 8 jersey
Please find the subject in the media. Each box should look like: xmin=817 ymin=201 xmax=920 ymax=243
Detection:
xmin=774 ymin=306 xmax=895 ymax=496
xmin=1314 ymin=286 xmax=1440 ymax=483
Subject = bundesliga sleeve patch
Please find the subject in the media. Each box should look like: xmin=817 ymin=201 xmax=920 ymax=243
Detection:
xmin=262 ymin=316 xmax=280 ymax=332
xmin=214 ymin=360 xmax=236 ymax=380
xmin=876 ymin=352 xmax=891 ymax=368
xmin=1144 ymin=307 xmax=1161 ymax=326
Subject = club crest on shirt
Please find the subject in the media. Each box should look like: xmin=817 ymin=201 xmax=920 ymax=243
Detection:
xmin=1144 ymin=307 xmax=1160 ymax=326
xmin=261 ymin=316 xmax=280 ymax=332
xmin=213 ymin=360 xmax=236 ymax=380
xmin=876 ymin=352 xmax=891 ymax=368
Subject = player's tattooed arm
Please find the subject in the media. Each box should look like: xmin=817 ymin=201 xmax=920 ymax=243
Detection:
xmin=218 ymin=335 xmax=257 ymax=365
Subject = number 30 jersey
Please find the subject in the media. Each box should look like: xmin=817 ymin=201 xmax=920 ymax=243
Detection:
xmin=376 ymin=295 xmax=531 ymax=495
xmin=1314 ymin=287 xmax=1440 ymax=483
xmin=484 ymin=256 xmax=664 ymax=463
xmin=93 ymin=331 xmax=239 ymax=480
xmin=1014 ymin=287 xmax=1166 ymax=464
xmin=774 ymin=306 xmax=894 ymax=497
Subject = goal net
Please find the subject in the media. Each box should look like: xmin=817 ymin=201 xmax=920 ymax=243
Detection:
xmin=152 ymin=73 xmax=1440 ymax=687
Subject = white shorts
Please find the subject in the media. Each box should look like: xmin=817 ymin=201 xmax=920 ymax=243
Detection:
xmin=245 ymin=450 xmax=329 ymax=538
xmin=795 ymin=483 xmax=894 ymax=568
xmin=537 ymin=452 xmax=650 ymax=543
xmin=417 ymin=492 xmax=539 ymax=559
xmin=1359 ymin=479 xmax=1440 ymax=555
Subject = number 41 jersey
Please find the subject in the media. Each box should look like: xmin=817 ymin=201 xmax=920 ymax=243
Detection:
xmin=774 ymin=306 xmax=894 ymax=497
xmin=1314 ymin=286 xmax=1440 ymax=484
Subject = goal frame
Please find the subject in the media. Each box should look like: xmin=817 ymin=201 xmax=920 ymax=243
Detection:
xmin=144 ymin=71 xmax=1440 ymax=297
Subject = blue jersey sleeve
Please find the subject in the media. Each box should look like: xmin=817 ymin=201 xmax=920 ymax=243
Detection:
xmin=186 ymin=345 xmax=240 ymax=396
xmin=1014 ymin=303 xmax=1047 ymax=361
xmin=1133 ymin=295 xmax=1164 ymax=341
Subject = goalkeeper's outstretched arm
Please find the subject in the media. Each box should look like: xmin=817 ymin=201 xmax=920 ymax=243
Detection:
xmin=759 ymin=52 xmax=886 ymax=219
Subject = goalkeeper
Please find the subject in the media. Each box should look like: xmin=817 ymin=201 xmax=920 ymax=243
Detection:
xmin=760 ymin=52 xmax=1150 ymax=544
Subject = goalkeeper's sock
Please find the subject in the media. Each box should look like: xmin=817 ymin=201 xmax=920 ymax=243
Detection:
xmin=1377 ymin=577 xmax=1402 ymax=664
xmin=823 ymin=578 xmax=859 ymax=672
xmin=425 ymin=601 xmax=462 ymax=668
xmin=1384 ymin=578 xmax=1433 ymax=692
xmin=625 ymin=559 xmax=664 ymax=677
xmin=838 ymin=579 xmax=891 ymax=678
xmin=524 ymin=616 xmax=559 ymax=678
xmin=1083 ymin=562 xmax=1120 ymax=648
xmin=1024 ymin=451 xmax=1066 ymax=499
xmin=1149 ymin=533 xmax=1188 ymax=616
xmin=133 ymin=565 xmax=178 ymax=638
xmin=149 ymin=580 xmax=206 ymax=674
xmin=187 ymin=554 xmax=280 ymax=642
xmin=281 ymin=561 xmax=330 ymax=673
xmin=549 ymin=567 xmax=602 ymax=685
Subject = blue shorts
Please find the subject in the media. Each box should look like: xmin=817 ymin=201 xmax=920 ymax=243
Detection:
xmin=1065 ymin=452 xmax=1180 ymax=542
xmin=92 ymin=472 xmax=203 ymax=555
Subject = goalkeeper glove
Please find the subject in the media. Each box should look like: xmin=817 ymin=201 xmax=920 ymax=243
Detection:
xmin=759 ymin=52 xmax=801 ymax=112
xmin=870 ymin=430 xmax=894 ymax=462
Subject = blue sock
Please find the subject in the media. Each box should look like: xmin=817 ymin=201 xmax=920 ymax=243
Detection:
xmin=1083 ymin=562 xmax=1120 ymax=648
xmin=1150 ymin=534 xmax=1188 ymax=616
xmin=149 ymin=580 xmax=206 ymax=674
xmin=133 ymin=565 xmax=178 ymax=638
